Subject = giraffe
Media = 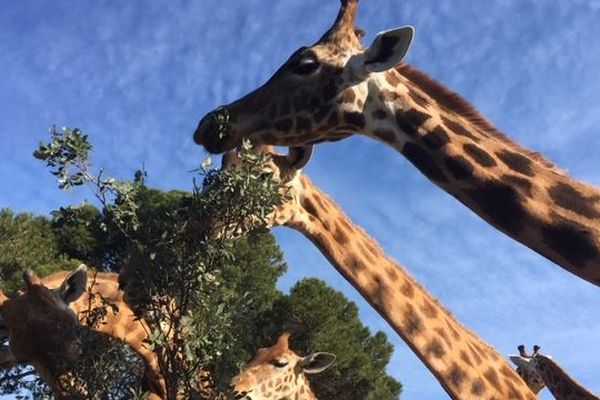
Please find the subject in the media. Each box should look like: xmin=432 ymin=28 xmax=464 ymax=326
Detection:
xmin=220 ymin=146 xmax=537 ymax=399
xmin=230 ymin=332 xmax=335 ymax=400
xmin=0 ymin=265 xmax=167 ymax=399
xmin=194 ymin=0 xmax=600 ymax=287
xmin=510 ymin=345 xmax=599 ymax=400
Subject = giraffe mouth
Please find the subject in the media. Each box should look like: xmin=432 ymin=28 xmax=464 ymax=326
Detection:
xmin=194 ymin=107 xmax=238 ymax=153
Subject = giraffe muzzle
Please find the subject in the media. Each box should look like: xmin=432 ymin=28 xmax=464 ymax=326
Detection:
xmin=194 ymin=107 xmax=238 ymax=153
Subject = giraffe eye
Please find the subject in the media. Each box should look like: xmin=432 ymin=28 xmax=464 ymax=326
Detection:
xmin=271 ymin=358 xmax=289 ymax=368
xmin=293 ymin=58 xmax=320 ymax=75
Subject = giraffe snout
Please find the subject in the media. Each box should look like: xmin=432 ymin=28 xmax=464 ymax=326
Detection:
xmin=193 ymin=107 xmax=237 ymax=153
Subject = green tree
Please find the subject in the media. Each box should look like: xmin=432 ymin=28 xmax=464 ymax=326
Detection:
xmin=263 ymin=278 xmax=402 ymax=400
xmin=0 ymin=209 xmax=78 ymax=291
xmin=0 ymin=127 xmax=402 ymax=399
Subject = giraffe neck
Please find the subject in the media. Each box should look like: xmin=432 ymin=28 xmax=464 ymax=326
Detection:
xmin=290 ymin=375 xmax=317 ymax=400
xmin=362 ymin=63 xmax=600 ymax=286
xmin=535 ymin=356 xmax=599 ymax=400
xmin=41 ymin=271 xmax=166 ymax=398
xmin=281 ymin=175 xmax=535 ymax=399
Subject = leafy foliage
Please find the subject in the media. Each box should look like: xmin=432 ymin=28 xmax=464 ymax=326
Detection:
xmin=0 ymin=127 xmax=402 ymax=399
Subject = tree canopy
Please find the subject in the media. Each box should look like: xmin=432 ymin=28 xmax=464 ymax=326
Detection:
xmin=0 ymin=127 xmax=402 ymax=399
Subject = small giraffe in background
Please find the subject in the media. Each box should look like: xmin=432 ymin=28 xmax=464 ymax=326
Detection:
xmin=231 ymin=332 xmax=335 ymax=400
xmin=0 ymin=265 xmax=166 ymax=399
xmin=510 ymin=345 xmax=599 ymax=400
xmin=195 ymin=0 xmax=600 ymax=287
xmin=221 ymin=146 xmax=536 ymax=399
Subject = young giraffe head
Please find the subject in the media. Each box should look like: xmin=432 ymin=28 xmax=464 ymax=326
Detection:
xmin=194 ymin=0 xmax=414 ymax=154
xmin=231 ymin=332 xmax=336 ymax=400
xmin=509 ymin=345 xmax=547 ymax=394
xmin=510 ymin=345 xmax=599 ymax=400
xmin=219 ymin=144 xmax=313 ymax=229
xmin=0 ymin=265 xmax=87 ymax=390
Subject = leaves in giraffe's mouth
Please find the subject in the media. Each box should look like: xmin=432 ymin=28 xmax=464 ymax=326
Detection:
xmin=210 ymin=107 xmax=232 ymax=139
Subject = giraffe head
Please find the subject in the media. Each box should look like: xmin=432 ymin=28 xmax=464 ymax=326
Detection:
xmin=194 ymin=0 xmax=414 ymax=154
xmin=0 ymin=265 xmax=88 ymax=385
xmin=219 ymin=144 xmax=313 ymax=229
xmin=509 ymin=344 xmax=548 ymax=394
xmin=231 ymin=332 xmax=336 ymax=400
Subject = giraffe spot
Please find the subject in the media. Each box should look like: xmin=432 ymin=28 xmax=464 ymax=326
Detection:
xmin=326 ymin=112 xmax=339 ymax=128
xmin=302 ymin=198 xmax=319 ymax=218
xmin=296 ymin=116 xmax=312 ymax=132
xmin=460 ymin=350 xmax=473 ymax=367
xmin=548 ymin=182 xmax=600 ymax=219
xmin=371 ymin=276 xmax=391 ymax=310
xmin=445 ymin=155 xmax=474 ymax=180
xmin=314 ymin=105 xmax=330 ymax=123
xmin=261 ymin=132 xmax=277 ymax=143
xmin=385 ymin=70 xmax=402 ymax=86
xmin=396 ymin=109 xmax=431 ymax=136
xmin=402 ymin=305 xmax=424 ymax=337
xmin=341 ymin=89 xmax=356 ymax=104
xmin=484 ymin=368 xmax=501 ymax=391
xmin=322 ymin=80 xmax=337 ymax=102
xmin=447 ymin=363 xmax=467 ymax=389
xmin=253 ymin=120 xmax=271 ymax=132
xmin=441 ymin=116 xmax=481 ymax=143
xmin=464 ymin=182 xmax=526 ymax=235
xmin=268 ymin=102 xmax=278 ymax=119
xmin=371 ymin=109 xmax=387 ymax=120
xmin=348 ymin=256 xmax=365 ymax=274
xmin=274 ymin=118 xmax=293 ymax=132
xmin=333 ymin=226 xmax=349 ymax=245
xmin=374 ymin=129 xmax=396 ymax=143
xmin=464 ymin=143 xmax=497 ymax=167
xmin=400 ymin=279 xmax=414 ymax=298
xmin=309 ymin=96 xmax=320 ymax=110
xmin=542 ymin=213 xmax=598 ymax=268
xmin=420 ymin=299 xmax=438 ymax=318
xmin=496 ymin=150 xmax=534 ymax=176
xmin=502 ymin=175 xmax=533 ymax=196
xmin=280 ymin=97 xmax=292 ymax=115
xmin=422 ymin=126 xmax=450 ymax=150
xmin=379 ymin=89 xmax=399 ymax=102
xmin=408 ymin=88 xmax=429 ymax=108
xmin=402 ymin=143 xmax=449 ymax=183
xmin=294 ymin=95 xmax=314 ymax=113
xmin=470 ymin=378 xmax=487 ymax=396
xmin=425 ymin=338 xmax=445 ymax=359
xmin=385 ymin=267 xmax=399 ymax=281
xmin=343 ymin=111 xmax=366 ymax=128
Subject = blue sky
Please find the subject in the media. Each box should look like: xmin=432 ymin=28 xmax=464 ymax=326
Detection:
xmin=2 ymin=1 xmax=600 ymax=398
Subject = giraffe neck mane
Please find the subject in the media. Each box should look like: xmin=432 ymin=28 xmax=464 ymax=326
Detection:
xmin=396 ymin=63 xmax=559 ymax=172
xmin=283 ymin=175 xmax=535 ymax=399
xmin=536 ymin=355 xmax=599 ymax=400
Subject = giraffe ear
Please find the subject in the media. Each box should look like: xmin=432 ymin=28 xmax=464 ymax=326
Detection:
xmin=300 ymin=352 xmax=336 ymax=374
xmin=362 ymin=26 xmax=415 ymax=73
xmin=55 ymin=264 xmax=88 ymax=304
xmin=509 ymin=355 xmax=531 ymax=369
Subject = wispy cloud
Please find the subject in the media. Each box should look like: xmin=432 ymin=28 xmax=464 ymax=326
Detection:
xmin=1 ymin=1 xmax=600 ymax=399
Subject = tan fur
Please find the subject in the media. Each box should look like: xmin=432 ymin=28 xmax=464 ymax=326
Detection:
xmin=195 ymin=0 xmax=600 ymax=287
xmin=222 ymin=147 xmax=536 ymax=399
